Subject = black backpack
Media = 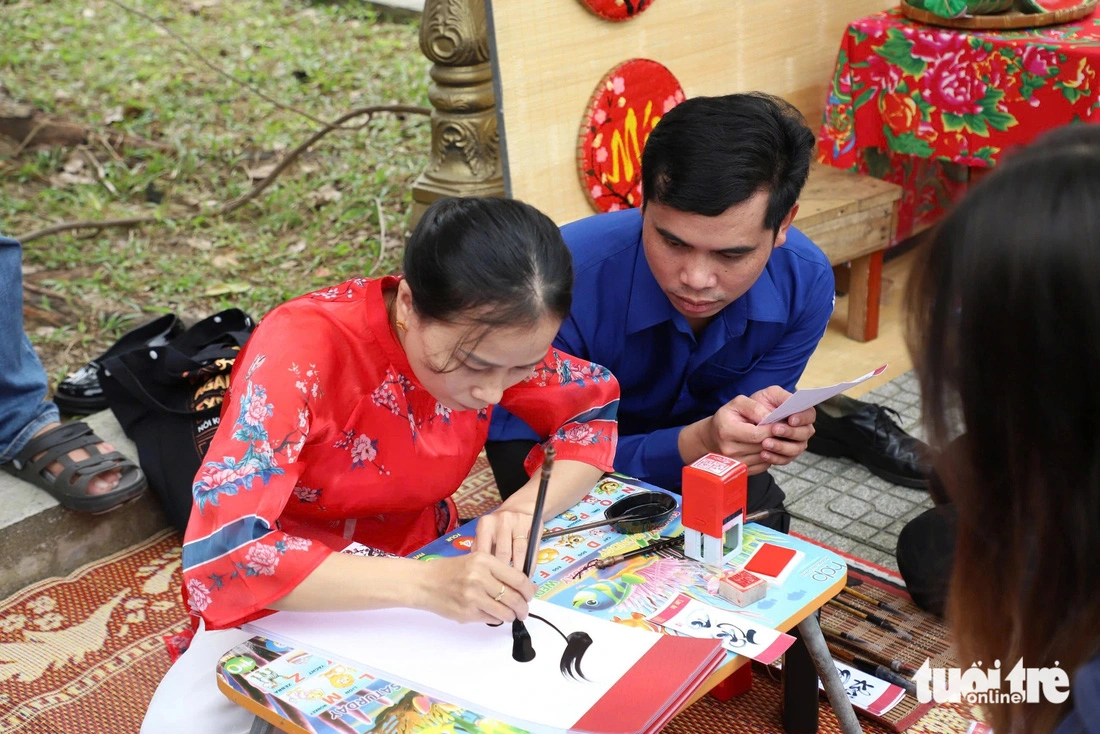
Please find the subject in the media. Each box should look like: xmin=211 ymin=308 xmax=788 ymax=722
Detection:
xmin=98 ymin=309 xmax=254 ymax=532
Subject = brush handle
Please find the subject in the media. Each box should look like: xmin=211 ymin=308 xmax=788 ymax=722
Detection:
xmin=541 ymin=512 xmax=645 ymax=539
xmin=828 ymin=598 xmax=867 ymax=619
xmin=825 ymin=630 xmax=916 ymax=677
xmin=872 ymin=663 xmax=918 ymax=696
xmin=593 ymin=536 xmax=683 ymax=569
xmin=844 ymin=586 xmax=903 ymax=616
xmin=520 ymin=447 xmax=555 ymax=579
xmin=830 ymin=598 xmax=913 ymax=641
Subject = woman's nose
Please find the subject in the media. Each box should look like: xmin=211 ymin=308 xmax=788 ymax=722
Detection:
xmin=470 ymin=378 xmax=505 ymax=406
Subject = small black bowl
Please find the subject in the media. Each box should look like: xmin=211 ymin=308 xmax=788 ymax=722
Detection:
xmin=605 ymin=491 xmax=677 ymax=534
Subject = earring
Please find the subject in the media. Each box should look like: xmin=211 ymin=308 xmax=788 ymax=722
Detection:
xmin=395 ymin=320 xmax=407 ymax=333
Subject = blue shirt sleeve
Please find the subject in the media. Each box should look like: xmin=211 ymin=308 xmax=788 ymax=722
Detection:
xmin=609 ymin=427 xmax=685 ymax=490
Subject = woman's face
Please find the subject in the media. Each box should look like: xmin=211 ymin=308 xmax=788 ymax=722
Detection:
xmin=394 ymin=281 xmax=561 ymax=412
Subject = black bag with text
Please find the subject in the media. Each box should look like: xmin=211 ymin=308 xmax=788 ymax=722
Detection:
xmin=98 ymin=309 xmax=254 ymax=532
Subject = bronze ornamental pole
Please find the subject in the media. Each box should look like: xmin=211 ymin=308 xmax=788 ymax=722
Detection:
xmin=410 ymin=0 xmax=505 ymax=227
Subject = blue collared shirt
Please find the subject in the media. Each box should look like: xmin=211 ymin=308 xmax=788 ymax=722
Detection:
xmin=489 ymin=208 xmax=834 ymax=490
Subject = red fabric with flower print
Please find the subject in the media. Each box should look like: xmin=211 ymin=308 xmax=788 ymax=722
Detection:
xmin=577 ymin=59 xmax=684 ymax=214
xmin=181 ymin=276 xmax=619 ymax=630
xmin=819 ymin=8 xmax=1100 ymax=242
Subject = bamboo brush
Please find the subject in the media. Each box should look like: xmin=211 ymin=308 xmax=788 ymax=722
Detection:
xmin=842 ymin=585 xmax=904 ymax=616
xmin=827 ymin=598 xmax=913 ymax=642
xmin=827 ymin=642 xmax=918 ymax=696
xmin=511 ymin=446 xmax=556 ymax=663
xmin=820 ymin=622 xmax=918 ymax=676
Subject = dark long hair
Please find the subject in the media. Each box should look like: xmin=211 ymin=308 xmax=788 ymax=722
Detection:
xmin=640 ymin=92 xmax=815 ymax=232
xmin=404 ymin=196 xmax=573 ymax=328
xmin=907 ymin=124 xmax=1100 ymax=733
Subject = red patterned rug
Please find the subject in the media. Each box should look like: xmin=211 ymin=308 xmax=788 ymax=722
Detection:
xmin=0 ymin=456 xmax=986 ymax=733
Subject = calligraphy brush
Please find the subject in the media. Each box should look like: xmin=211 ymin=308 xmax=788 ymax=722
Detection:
xmin=511 ymin=447 xmax=555 ymax=663
xmin=841 ymin=585 xmax=904 ymax=616
xmin=541 ymin=512 xmax=650 ymax=539
xmin=591 ymin=536 xmax=683 ymax=570
xmin=820 ymin=622 xmax=918 ymax=676
xmin=827 ymin=598 xmax=913 ymax=642
xmin=569 ymin=536 xmax=683 ymax=579
xmin=827 ymin=643 xmax=918 ymax=696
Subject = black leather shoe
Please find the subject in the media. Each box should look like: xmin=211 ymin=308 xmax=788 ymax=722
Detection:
xmin=53 ymin=314 xmax=184 ymax=415
xmin=807 ymin=395 xmax=930 ymax=489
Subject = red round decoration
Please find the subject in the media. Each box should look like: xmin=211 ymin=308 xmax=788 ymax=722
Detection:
xmin=577 ymin=59 xmax=684 ymax=214
xmin=577 ymin=0 xmax=656 ymax=21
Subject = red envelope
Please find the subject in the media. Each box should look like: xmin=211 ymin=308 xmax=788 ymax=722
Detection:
xmin=744 ymin=543 xmax=797 ymax=577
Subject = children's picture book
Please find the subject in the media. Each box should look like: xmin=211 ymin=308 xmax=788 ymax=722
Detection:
xmin=217 ymin=636 xmax=533 ymax=734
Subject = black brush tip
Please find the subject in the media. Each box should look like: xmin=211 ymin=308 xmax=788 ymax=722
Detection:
xmin=511 ymin=619 xmax=536 ymax=662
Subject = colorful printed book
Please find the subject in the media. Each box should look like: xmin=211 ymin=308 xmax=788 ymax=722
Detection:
xmin=244 ymin=599 xmax=725 ymax=733
xmin=218 ymin=637 xmax=528 ymax=733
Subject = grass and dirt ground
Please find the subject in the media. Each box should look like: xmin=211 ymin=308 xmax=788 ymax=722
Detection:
xmin=1 ymin=0 xmax=429 ymax=388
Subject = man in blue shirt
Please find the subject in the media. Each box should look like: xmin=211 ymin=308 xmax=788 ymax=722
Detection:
xmin=488 ymin=93 xmax=834 ymax=531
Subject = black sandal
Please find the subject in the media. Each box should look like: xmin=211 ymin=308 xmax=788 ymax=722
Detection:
xmin=1 ymin=422 xmax=147 ymax=513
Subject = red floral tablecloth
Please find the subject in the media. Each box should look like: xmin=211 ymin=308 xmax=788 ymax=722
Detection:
xmin=819 ymin=7 xmax=1100 ymax=242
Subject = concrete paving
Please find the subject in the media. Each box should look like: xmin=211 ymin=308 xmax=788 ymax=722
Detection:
xmin=776 ymin=371 xmax=932 ymax=573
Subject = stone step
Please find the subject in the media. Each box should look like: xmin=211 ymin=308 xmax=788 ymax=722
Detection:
xmin=0 ymin=410 xmax=170 ymax=600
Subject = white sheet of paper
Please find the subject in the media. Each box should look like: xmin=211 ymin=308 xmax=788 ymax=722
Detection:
xmin=759 ymin=364 xmax=888 ymax=425
xmin=828 ymin=659 xmax=906 ymax=716
xmin=245 ymin=599 xmax=660 ymax=733
xmin=648 ymin=594 xmax=794 ymax=665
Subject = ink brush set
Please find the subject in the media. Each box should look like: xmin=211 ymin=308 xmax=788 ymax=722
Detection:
xmin=809 ymin=577 xmax=959 ymax=730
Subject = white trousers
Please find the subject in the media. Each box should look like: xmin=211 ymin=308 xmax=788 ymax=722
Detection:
xmin=140 ymin=621 xmax=256 ymax=734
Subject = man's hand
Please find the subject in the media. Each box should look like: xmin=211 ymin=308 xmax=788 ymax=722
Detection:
xmin=748 ymin=386 xmax=816 ymax=467
xmin=679 ymin=386 xmax=816 ymax=473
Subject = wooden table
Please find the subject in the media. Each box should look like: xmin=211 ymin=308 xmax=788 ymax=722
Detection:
xmin=795 ymin=162 xmax=902 ymax=342
xmin=217 ymin=475 xmax=847 ymax=733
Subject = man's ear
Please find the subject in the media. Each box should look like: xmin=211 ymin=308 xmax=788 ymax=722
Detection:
xmin=773 ymin=203 xmax=800 ymax=248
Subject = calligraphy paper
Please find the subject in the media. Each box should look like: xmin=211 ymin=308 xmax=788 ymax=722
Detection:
xmin=246 ymin=598 xmax=722 ymax=734
xmin=827 ymin=659 xmax=906 ymax=716
xmin=759 ymin=364 xmax=888 ymax=425
xmin=648 ymin=593 xmax=795 ymax=665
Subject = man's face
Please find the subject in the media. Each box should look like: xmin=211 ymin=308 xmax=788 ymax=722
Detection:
xmin=641 ymin=190 xmax=797 ymax=330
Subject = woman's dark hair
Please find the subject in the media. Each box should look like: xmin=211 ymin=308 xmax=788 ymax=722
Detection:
xmin=403 ymin=196 xmax=573 ymax=328
xmin=907 ymin=123 xmax=1100 ymax=733
xmin=640 ymin=92 xmax=815 ymax=233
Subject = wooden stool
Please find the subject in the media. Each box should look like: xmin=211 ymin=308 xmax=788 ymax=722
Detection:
xmin=795 ymin=163 xmax=903 ymax=342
